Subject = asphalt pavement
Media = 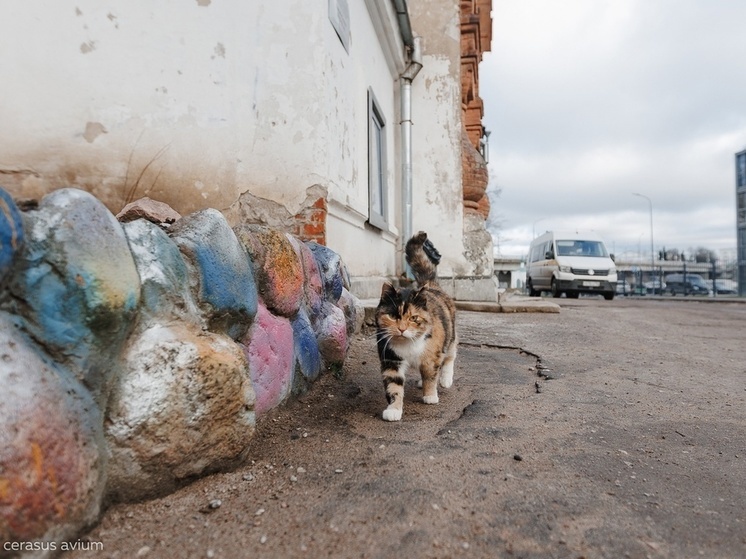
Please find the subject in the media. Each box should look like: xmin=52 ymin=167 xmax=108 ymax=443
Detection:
xmin=64 ymin=296 xmax=746 ymax=559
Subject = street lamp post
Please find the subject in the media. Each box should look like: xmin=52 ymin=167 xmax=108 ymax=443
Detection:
xmin=633 ymin=193 xmax=655 ymax=294
xmin=532 ymin=218 xmax=547 ymax=239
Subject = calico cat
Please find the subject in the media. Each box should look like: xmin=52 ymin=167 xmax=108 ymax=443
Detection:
xmin=375 ymin=231 xmax=458 ymax=421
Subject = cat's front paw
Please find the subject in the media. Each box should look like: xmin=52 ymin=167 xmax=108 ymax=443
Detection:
xmin=422 ymin=394 xmax=439 ymax=404
xmin=439 ymin=374 xmax=453 ymax=389
xmin=382 ymin=407 xmax=403 ymax=421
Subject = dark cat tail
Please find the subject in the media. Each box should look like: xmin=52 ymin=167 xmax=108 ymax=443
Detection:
xmin=405 ymin=231 xmax=440 ymax=286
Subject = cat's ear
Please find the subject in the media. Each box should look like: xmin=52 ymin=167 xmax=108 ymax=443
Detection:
xmin=380 ymin=282 xmax=397 ymax=301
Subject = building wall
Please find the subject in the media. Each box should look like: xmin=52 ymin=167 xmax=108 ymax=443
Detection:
xmin=0 ymin=0 xmax=405 ymax=287
xmin=736 ymin=150 xmax=746 ymax=296
xmin=0 ymin=0 xmax=498 ymax=300
xmin=407 ymin=0 xmax=473 ymax=278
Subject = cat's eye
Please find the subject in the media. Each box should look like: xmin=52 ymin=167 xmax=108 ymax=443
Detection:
xmin=409 ymin=316 xmax=420 ymax=324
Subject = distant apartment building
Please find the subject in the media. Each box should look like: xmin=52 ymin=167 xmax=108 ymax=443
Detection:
xmin=737 ymin=149 xmax=746 ymax=296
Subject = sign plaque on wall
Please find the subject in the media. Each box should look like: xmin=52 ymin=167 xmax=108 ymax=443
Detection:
xmin=329 ymin=0 xmax=350 ymax=53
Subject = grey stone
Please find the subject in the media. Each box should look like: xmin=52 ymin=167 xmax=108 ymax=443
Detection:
xmin=105 ymin=323 xmax=255 ymax=502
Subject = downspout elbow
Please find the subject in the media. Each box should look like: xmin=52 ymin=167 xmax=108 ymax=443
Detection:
xmin=401 ymin=36 xmax=423 ymax=82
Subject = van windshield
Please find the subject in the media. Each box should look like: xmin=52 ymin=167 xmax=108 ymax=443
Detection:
xmin=555 ymin=240 xmax=608 ymax=257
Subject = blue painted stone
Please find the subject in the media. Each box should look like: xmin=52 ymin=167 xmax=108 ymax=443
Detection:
xmin=0 ymin=187 xmax=23 ymax=285
xmin=292 ymin=308 xmax=322 ymax=385
xmin=306 ymin=242 xmax=347 ymax=304
xmin=1 ymin=188 xmax=140 ymax=405
xmin=170 ymin=209 xmax=258 ymax=340
xmin=123 ymin=219 xmax=199 ymax=321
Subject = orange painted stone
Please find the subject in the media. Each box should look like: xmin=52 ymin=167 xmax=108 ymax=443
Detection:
xmin=235 ymin=225 xmax=304 ymax=318
xmin=0 ymin=319 xmax=105 ymax=546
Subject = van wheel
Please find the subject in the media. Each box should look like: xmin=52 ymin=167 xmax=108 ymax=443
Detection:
xmin=551 ymin=278 xmax=562 ymax=298
xmin=527 ymin=278 xmax=539 ymax=297
xmin=603 ymin=292 xmax=615 ymax=300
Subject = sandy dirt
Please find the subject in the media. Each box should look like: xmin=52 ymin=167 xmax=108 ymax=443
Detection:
xmin=63 ymin=297 xmax=746 ymax=559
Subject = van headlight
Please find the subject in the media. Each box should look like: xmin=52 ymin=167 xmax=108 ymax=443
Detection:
xmin=559 ymin=265 xmax=572 ymax=273
xmin=609 ymin=266 xmax=616 ymax=275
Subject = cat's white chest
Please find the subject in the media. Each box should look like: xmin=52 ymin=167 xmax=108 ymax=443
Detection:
xmin=391 ymin=334 xmax=427 ymax=369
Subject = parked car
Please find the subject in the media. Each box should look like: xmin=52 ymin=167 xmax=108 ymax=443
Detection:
xmin=615 ymin=280 xmax=632 ymax=296
xmin=665 ymin=273 xmax=711 ymax=296
xmin=714 ymin=279 xmax=738 ymax=295
xmin=643 ymin=279 xmax=666 ymax=294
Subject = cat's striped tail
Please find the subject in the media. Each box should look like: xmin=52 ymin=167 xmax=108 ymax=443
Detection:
xmin=405 ymin=231 xmax=441 ymax=286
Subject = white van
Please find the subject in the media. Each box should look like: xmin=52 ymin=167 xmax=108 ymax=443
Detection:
xmin=526 ymin=231 xmax=617 ymax=300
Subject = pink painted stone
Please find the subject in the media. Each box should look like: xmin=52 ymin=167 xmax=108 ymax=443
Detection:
xmin=242 ymin=303 xmax=295 ymax=416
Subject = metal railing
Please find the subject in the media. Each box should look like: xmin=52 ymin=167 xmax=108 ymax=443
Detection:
xmin=615 ymin=259 xmax=739 ymax=297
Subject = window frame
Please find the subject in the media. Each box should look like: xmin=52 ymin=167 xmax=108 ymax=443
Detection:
xmin=367 ymin=88 xmax=388 ymax=231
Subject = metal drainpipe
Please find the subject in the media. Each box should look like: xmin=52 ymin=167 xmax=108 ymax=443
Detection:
xmin=400 ymin=36 xmax=422 ymax=276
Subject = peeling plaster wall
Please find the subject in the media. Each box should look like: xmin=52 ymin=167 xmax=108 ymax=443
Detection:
xmin=0 ymin=0 xmax=405 ymax=284
xmin=407 ymin=0 xmax=474 ymax=278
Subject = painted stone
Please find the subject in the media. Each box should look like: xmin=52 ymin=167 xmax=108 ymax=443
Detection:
xmin=306 ymin=241 xmax=349 ymax=304
xmin=337 ymin=287 xmax=363 ymax=337
xmin=287 ymin=234 xmax=324 ymax=316
xmin=314 ymin=301 xmax=349 ymax=369
xmin=291 ymin=308 xmax=322 ymax=388
xmin=0 ymin=187 xmax=24 ymax=286
xmin=106 ymin=323 xmax=255 ymax=502
xmin=1 ymin=188 xmax=140 ymax=405
xmin=116 ymin=196 xmax=181 ymax=225
xmin=122 ymin=219 xmax=200 ymax=323
xmin=241 ymin=303 xmax=295 ymax=416
xmin=170 ymin=209 xmax=258 ymax=340
xmin=0 ymin=314 xmax=106 ymax=549
xmin=234 ymin=225 xmax=304 ymax=318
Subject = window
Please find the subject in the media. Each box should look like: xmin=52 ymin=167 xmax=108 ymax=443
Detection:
xmin=737 ymin=151 xmax=746 ymax=187
xmin=556 ymin=240 xmax=608 ymax=257
xmin=367 ymin=88 xmax=388 ymax=230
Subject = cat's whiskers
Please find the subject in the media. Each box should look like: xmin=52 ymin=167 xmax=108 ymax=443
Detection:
xmin=377 ymin=330 xmax=397 ymax=357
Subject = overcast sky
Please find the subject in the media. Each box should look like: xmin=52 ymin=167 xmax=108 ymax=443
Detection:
xmin=481 ymin=0 xmax=746 ymax=260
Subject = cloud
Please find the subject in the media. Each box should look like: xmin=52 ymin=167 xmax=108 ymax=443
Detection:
xmin=482 ymin=0 xmax=746 ymax=257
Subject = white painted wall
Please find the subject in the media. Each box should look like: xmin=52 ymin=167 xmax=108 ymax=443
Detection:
xmin=0 ymin=0 xmax=484 ymax=296
xmin=408 ymin=0 xmax=473 ymax=278
xmin=0 ymin=0 xmax=408 ymax=287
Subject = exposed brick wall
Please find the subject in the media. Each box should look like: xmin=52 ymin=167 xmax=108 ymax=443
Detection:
xmin=460 ymin=0 xmax=492 ymax=221
xmin=291 ymin=197 xmax=327 ymax=246
xmin=461 ymin=130 xmax=490 ymax=219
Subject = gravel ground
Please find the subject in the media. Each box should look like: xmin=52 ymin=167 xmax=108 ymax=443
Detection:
xmin=63 ymin=297 xmax=746 ymax=559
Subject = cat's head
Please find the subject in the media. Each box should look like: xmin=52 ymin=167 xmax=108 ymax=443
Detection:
xmin=375 ymin=283 xmax=431 ymax=340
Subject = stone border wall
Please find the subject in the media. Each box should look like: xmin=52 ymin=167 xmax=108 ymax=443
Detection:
xmin=0 ymin=187 xmax=361 ymax=557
